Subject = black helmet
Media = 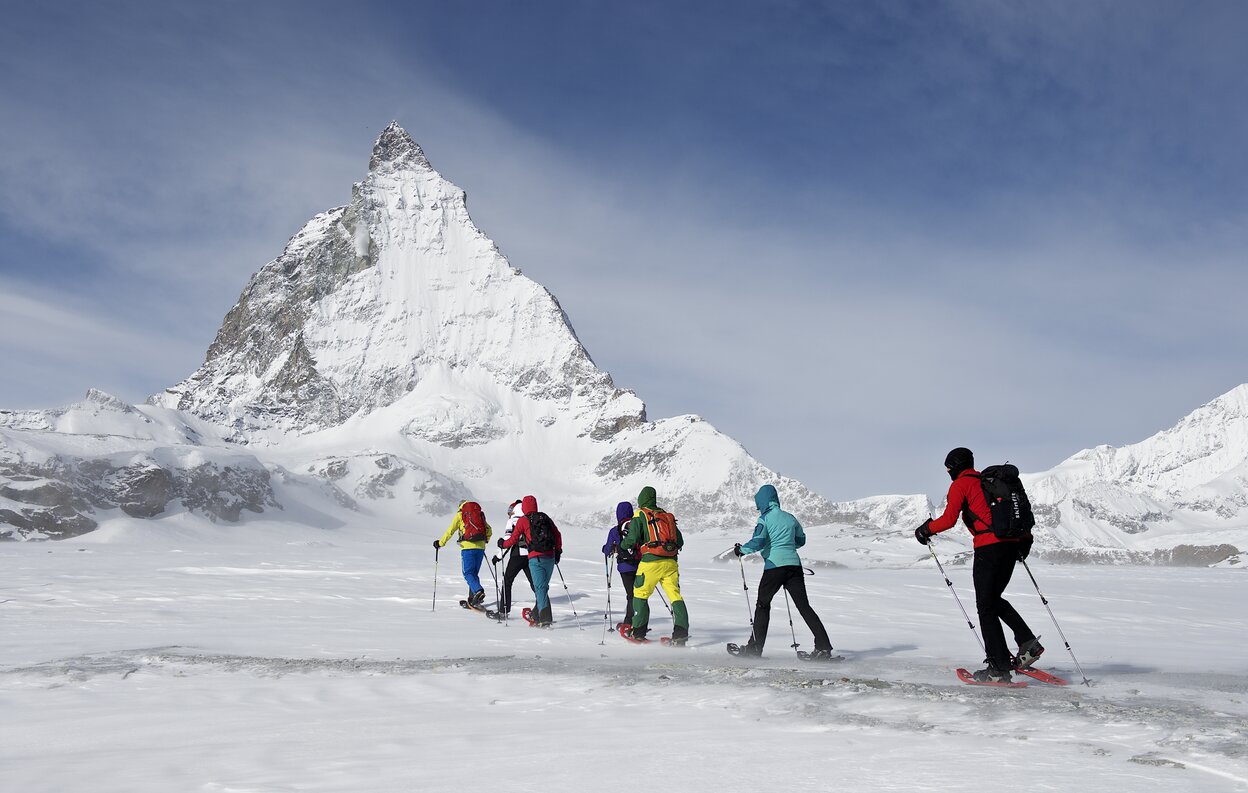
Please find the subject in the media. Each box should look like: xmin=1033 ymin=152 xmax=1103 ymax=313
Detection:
xmin=944 ymin=447 xmax=974 ymax=478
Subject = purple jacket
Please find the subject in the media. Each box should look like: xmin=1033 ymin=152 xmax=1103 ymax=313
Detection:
xmin=602 ymin=501 xmax=638 ymax=573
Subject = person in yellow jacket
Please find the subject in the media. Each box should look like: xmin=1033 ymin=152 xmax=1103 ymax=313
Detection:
xmin=434 ymin=501 xmax=493 ymax=606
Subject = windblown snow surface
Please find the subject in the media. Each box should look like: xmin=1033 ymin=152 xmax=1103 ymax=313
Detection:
xmin=3 ymin=520 xmax=1246 ymax=792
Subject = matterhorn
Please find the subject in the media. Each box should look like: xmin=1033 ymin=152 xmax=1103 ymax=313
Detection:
xmin=0 ymin=123 xmax=838 ymax=539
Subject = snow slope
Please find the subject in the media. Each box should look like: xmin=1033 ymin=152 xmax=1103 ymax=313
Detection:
xmin=3 ymin=524 xmax=1246 ymax=792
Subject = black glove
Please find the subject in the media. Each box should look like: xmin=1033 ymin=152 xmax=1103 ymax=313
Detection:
xmin=733 ymin=543 xmax=744 ymax=557
xmin=914 ymin=520 xmax=933 ymax=545
xmin=491 ymin=555 xmax=501 ymax=565
xmin=432 ymin=540 xmax=441 ymax=549
xmin=555 ymin=551 xmax=562 ymax=564
xmin=1017 ymin=535 xmax=1034 ymax=561
xmin=497 ymin=538 xmax=505 ymax=548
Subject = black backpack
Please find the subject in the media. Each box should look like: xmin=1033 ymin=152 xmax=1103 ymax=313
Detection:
xmin=970 ymin=464 xmax=1035 ymax=540
xmin=526 ymin=512 xmax=556 ymax=553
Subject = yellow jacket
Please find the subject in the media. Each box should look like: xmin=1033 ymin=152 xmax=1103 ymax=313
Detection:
xmin=439 ymin=507 xmax=493 ymax=550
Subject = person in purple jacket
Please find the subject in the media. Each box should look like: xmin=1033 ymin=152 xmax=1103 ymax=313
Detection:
xmin=602 ymin=500 xmax=638 ymax=629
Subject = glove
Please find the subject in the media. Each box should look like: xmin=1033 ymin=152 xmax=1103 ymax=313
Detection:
xmin=733 ymin=543 xmax=744 ymax=557
xmin=491 ymin=555 xmax=501 ymax=565
xmin=497 ymin=538 xmax=505 ymax=548
xmin=914 ymin=520 xmax=933 ymax=545
xmin=555 ymin=551 xmax=562 ymax=564
xmin=432 ymin=540 xmax=441 ymax=549
xmin=1017 ymin=535 xmax=1034 ymax=561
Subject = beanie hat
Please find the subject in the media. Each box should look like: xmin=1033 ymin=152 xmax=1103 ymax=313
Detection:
xmin=944 ymin=447 xmax=974 ymax=478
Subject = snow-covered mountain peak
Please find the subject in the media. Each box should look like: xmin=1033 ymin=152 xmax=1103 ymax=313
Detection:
xmin=154 ymin=123 xmax=644 ymax=441
xmin=368 ymin=121 xmax=432 ymax=174
xmin=1054 ymin=383 xmax=1248 ymax=495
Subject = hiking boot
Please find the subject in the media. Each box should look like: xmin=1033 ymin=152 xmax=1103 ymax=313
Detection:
xmin=469 ymin=590 xmax=486 ymax=606
xmin=666 ymin=635 xmax=688 ymax=646
xmin=1014 ymin=637 xmax=1044 ymax=669
xmin=971 ymin=662 xmax=1013 ymax=683
xmin=737 ymin=642 xmax=762 ymax=657
xmin=807 ymin=648 xmax=835 ymax=661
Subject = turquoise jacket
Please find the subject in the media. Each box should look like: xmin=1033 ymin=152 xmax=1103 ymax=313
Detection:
xmin=739 ymin=484 xmax=805 ymax=569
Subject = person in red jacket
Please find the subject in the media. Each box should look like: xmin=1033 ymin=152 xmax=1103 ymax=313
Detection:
xmin=500 ymin=495 xmax=562 ymax=627
xmin=915 ymin=447 xmax=1043 ymax=683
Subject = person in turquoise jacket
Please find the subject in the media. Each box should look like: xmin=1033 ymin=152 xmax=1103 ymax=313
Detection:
xmin=732 ymin=484 xmax=834 ymax=658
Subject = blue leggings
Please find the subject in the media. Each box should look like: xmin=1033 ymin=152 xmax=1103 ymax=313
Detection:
xmin=461 ymin=548 xmax=485 ymax=595
xmin=528 ymin=556 xmax=555 ymax=611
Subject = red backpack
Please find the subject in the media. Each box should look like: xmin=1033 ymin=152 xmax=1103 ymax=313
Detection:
xmin=460 ymin=502 xmax=487 ymax=542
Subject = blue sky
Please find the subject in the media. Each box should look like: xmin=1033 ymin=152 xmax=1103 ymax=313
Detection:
xmin=2 ymin=1 xmax=1246 ymax=502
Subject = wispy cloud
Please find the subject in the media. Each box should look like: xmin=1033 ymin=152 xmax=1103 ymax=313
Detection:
xmin=1 ymin=2 xmax=1245 ymax=500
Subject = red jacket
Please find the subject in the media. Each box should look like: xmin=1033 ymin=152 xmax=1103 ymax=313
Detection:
xmin=502 ymin=495 xmax=562 ymax=559
xmin=929 ymin=469 xmax=1013 ymax=549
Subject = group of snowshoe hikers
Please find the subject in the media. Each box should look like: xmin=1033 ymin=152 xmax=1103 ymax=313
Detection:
xmin=435 ymin=447 xmax=1045 ymax=683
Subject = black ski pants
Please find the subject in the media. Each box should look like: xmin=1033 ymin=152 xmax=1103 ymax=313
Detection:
xmin=618 ymin=569 xmax=636 ymax=625
xmin=751 ymin=565 xmax=832 ymax=653
xmin=973 ymin=542 xmax=1036 ymax=669
xmin=500 ymin=549 xmax=534 ymax=614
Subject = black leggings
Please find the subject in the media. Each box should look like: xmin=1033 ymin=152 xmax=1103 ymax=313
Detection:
xmin=500 ymin=550 xmax=534 ymax=613
xmin=618 ymin=570 xmax=636 ymax=625
xmin=752 ymin=565 xmax=831 ymax=652
xmin=973 ymin=542 xmax=1036 ymax=668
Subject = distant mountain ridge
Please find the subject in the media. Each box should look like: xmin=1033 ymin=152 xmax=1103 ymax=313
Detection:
xmin=2 ymin=123 xmax=839 ymax=539
xmin=0 ymin=124 xmax=1244 ymax=566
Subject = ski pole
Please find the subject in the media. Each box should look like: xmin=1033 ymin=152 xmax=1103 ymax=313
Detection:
xmin=554 ymin=562 xmax=582 ymax=628
xmin=1020 ymin=559 xmax=1092 ymax=686
xmin=926 ymin=540 xmax=984 ymax=653
xmin=503 ymin=547 xmax=517 ymax=625
xmin=781 ymin=589 xmax=801 ymax=654
xmin=655 ymin=585 xmax=673 ymax=616
xmin=737 ymin=554 xmax=756 ymax=644
xmin=432 ymin=545 xmax=440 ymax=611
xmin=601 ymin=556 xmax=613 ymax=645
xmin=485 ymin=550 xmax=501 ymax=612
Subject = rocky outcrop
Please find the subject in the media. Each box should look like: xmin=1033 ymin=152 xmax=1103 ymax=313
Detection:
xmin=0 ymin=452 xmax=278 ymax=540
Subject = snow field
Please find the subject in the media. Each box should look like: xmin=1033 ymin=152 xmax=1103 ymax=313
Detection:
xmin=2 ymin=523 xmax=1246 ymax=792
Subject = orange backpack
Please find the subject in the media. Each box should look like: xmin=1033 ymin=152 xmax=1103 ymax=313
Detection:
xmin=460 ymin=502 xmax=488 ymax=542
xmin=639 ymin=508 xmax=679 ymax=557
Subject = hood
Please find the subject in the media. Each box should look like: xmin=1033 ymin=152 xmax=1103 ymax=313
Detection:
xmin=521 ymin=495 xmax=538 ymax=514
xmin=615 ymin=501 xmax=634 ymax=526
xmin=754 ymin=484 xmax=780 ymax=513
xmin=637 ymin=486 xmax=657 ymax=511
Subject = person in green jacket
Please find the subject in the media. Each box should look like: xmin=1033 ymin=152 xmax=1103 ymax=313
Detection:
xmin=732 ymin=484 xmax=833 ymax=659
xmin=620 ymin=486 xmax=689 ymax=644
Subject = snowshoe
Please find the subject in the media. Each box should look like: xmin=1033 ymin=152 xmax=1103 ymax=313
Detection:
xmin=726 ymin=642 xmax=761 ymax=657
xmin=618 ymin=623 xmax=650 ymax=644
xmin=660 ymin=635 xmax=688 ymax=647
xmin=1014 ymin=667 xmax=1067 ymax=686
xmin=955 ymin=667 xmax=1027 ymax=688
xmin=796 ymin=648 xmax=844 ymax=662
xmin=460 ymin=599 xmax=488 ymax=614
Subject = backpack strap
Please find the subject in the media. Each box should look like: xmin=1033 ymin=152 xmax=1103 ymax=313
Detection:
xmin=960 ymin=473 xmax=992 ymax=535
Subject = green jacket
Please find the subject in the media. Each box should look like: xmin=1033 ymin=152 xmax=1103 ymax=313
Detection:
xmin=620 ymin=486 xmax=684 ymax=563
